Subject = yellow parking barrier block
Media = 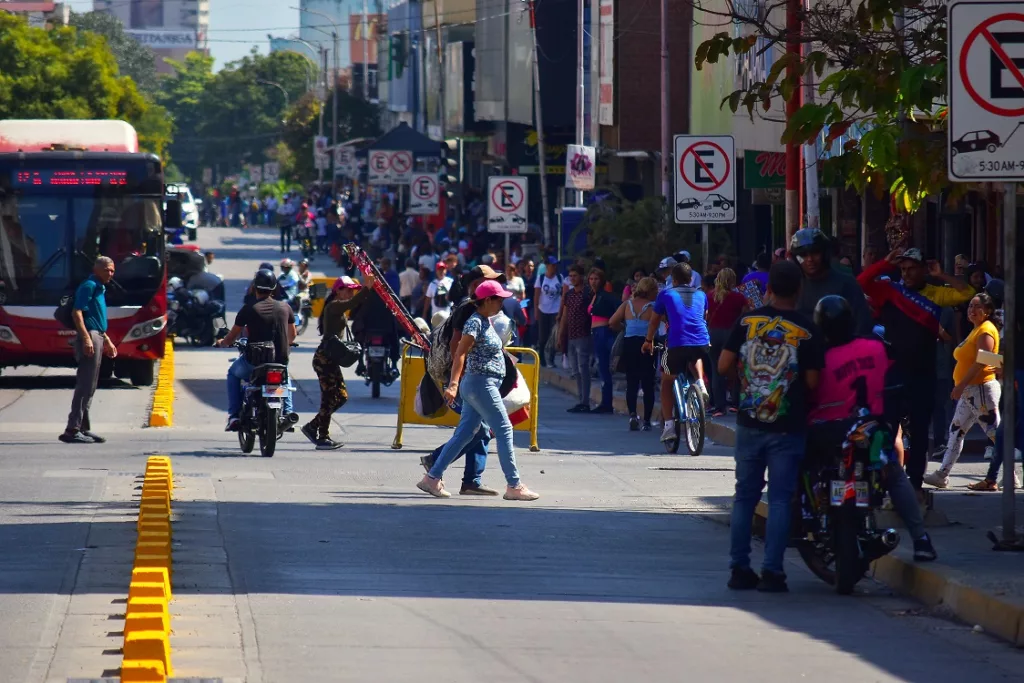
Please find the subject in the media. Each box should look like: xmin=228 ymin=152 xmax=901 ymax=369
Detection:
xmin=135 ymin=542 xmax=171 ymax=560
xmin=124 ymin=611 xmax=169 ymax=640
xmin=123 ymin=631 xmax=172 ymax=677
xmin=133 ymin=554 xmax=171 ymax=571
xmin=128 ymin=581 xmax=169 ymax=602
xmin=148 ymin=341 xmax=175 ymax=428
xmin=120 ymin=659 xmax=166 ymax=682
xmin=126 ymin=596 xmax=169 ymax=617
xmin=137 ymin=532 xmax=170 ymax=552
xmin=138 ymin=522 xmax=171 ymax=538
xmin=138 ymin=506 xmax=170 ymax=522
xmin=131 ymin=568 xmax=171 ymax=599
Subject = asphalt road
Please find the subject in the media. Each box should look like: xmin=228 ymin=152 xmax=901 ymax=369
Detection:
xmin=1 ymin=226 xmax=1021 ymax=682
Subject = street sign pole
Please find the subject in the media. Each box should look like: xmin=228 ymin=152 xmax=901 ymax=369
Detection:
xmin=1002 ymin=183 xmax=1016 ymax=542
xmin=505 ymin=234 xmax=511 ymax=273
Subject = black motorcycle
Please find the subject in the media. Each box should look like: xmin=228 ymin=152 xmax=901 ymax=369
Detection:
xmin=793 ymin=413 xmax=900 ymax=594
xmin=233 ymin=340 xmax=297 ymax=457
xmin=168 ymin=285 xmax=227 ymax=346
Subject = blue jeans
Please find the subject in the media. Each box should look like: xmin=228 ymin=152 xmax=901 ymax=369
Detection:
xmin=592 ymin=326 xmax=615 ymax=410
xmin=428 ymin=374 xmax=520 ymax=487
xmin=987 ymin=370 xmax=1024 ymax=481
xmin=425 ymin=426 xmax=490 ymax=487
xmin=730 ymin=425 xmax=804 ymax=574
xmin=227 ymin=356 xmax=293 ymax=418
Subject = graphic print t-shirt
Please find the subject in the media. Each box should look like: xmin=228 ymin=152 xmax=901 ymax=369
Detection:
xmin=724 ymin=306 xmax=825 ymax=433
xmin=808 ymin=337 xmax=890 ymax=423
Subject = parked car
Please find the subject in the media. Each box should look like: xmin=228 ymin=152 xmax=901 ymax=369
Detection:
xmin=951 ymin=130 xmax=1001 ymax=155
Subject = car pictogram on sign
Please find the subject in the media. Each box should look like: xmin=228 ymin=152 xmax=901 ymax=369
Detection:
xmin=676 ymin=197 xmax=701 ymax=210
xmin=703 ymin=193 xmax=733 ymax=211
xmin=951 ymin=129 xmax=1002 ymax=155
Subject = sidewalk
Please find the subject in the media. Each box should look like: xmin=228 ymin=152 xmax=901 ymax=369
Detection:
xmin=539 ymin=363 xmax=1024 ymax=648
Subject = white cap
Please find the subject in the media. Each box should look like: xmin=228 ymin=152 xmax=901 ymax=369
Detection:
xmin=658 ymin=256 xmax=678 ymax=270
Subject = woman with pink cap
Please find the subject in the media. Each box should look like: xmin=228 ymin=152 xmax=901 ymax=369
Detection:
xmin=417 ymin=280 xmax=539 ymax=500
xmin=301 ymin=274 xmax=373 ymax=450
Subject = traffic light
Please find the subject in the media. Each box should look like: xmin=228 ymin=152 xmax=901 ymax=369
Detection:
xmin=440 ymin=138 xmax=462 ymax=200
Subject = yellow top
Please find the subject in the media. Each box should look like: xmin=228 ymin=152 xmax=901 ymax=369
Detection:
xmin=953 ymin=320 xmax=999 ymax=386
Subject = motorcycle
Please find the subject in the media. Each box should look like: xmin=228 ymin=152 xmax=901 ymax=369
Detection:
xmin=167 ymin=283 xmax=227 ymax=346
xmin=363 ymin=333 xmax=390 ymax=399
xmin=296 ymin=282 xmax=327 ymax=336
xmin=232 ymin=340 xmax=298 ymax=457
xmin=793 ymin=412 xmax=900 ymax=594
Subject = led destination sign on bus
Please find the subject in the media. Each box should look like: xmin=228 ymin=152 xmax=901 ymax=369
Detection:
xmin=13 ymin=170 xmax=129 ymax=187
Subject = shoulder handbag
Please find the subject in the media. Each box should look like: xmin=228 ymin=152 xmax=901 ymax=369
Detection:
xmin=324 ymin=325 xmax=362 ymax=367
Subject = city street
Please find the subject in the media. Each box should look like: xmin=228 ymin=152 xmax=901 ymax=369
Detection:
xmin=1 ymin=226 xmax=1021 ymax=683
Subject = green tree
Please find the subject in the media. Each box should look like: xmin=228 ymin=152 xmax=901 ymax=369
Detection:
xmin=694 ymin=0 xmax=946 ymax=212
xmin=0 ymin=14 xmax=171 ymax=158
xmin=157 ymin=52 xmax=215 ymax=181
xmin=69 ymin=10 xmax=158 ymax=95
xmin=583 ymin=197 xmax=699 ymax=279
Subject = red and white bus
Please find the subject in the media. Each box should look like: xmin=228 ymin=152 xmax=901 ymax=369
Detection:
xmin=0 ymin=120 xmax=173 ymax=385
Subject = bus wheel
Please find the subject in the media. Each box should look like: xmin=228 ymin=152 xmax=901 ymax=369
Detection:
xmin=130 ymin=360 xmax=155 ymax=387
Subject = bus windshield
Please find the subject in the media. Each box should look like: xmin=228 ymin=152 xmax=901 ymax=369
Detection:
xmin=0 ymin=158 xmax=165 ymax=308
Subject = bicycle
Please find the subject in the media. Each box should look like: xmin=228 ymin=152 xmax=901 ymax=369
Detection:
xmin=657 ymin=344 xmax=706 ymax=456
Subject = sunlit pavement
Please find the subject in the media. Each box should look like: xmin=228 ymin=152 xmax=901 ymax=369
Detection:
xmin=2 ymin=226 xmax=1021 ymax=682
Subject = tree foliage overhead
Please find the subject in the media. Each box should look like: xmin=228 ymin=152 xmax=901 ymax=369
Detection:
xmin=157 ymin=47 xmax=382 ymax=184
xmin=68 ymin=10 xmax=158 ymax=95
xmin=0 ymin=14 xmax=171 ymax=158
xmin=694 ymin=0 xmax=947 ymax=212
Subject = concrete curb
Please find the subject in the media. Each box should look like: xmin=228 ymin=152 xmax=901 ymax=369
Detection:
xmin=537 ymin=366 xmax=736 ymax=446
xmin=149 ymin=341 xmax=175 ymax=428
xmin=871 ymin=554 xmax=1024 ymax=647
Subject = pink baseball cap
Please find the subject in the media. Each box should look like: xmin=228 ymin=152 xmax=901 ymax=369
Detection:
xmin=473 ymin=279 xmax=512 ymax=300
xmin=332 ymin=276 xmax=360 ymax=291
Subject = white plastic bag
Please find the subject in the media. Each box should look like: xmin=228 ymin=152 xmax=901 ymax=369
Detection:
xmin=503 ymin=368 xmax=531 ymax=413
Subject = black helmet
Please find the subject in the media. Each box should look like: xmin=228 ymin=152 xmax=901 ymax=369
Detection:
xmin=253 ymin=269 xmax=277 ymax=291
xmin=258 ymin=261 xmax=275 ymax=272
xmin=814 ymin=295 xmax=855 ymax=347
xmin=789 ymin=228 xmax=829 ymax=256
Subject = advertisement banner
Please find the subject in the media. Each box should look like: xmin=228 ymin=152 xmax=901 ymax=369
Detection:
xmin=743 ymin=150 xmax=787 ymax=189
xmin=125 ymin=30 xmax=198 ymax=50
xmin=263 ymin=161 xmax=280 ymax=184
xmin=565 ymin=145 xmax=596 ymax=190
xmin=598 ymin=0 xmax=614 ymax=125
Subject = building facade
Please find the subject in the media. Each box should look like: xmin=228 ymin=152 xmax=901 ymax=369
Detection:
xmin=0 ymin=1 xmax=70 ymax=27
xmin=93 ymin=0 xmax=209 ymax=74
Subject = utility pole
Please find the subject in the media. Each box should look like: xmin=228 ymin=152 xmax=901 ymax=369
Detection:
xmin=332 ymin=30 xmax=339 ymax=190
xmin=363 ymin=0 xmax=370 ymax=100
xmin=318 ymin=47 xmax=327 ymax=185
xmin=575 ymin=0 xmax=585 ymax=206
xmin=659 ymin=0 xmax=670 ymax=200
xmin=784 ymin=0 xmax=802 ymax=245
xmin=527 ymin=0 xmax=551 ymax=245
xmin=433 ymin=0 xmax=445 ymax=141
xmin=802 ymin=0 xmax=818 ymax=228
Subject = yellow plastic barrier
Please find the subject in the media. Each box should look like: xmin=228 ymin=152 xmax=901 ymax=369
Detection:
xmin=121 ymin=456 xmax=175 ymax=681
xmin=310 ymin=276 xmax=336 ymax=318
xmin=148 ymin=341 xmax=174 ymax=427
xmin=392 ymin=345 xmax=541 ymax=452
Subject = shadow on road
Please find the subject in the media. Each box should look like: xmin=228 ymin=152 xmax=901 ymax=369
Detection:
xmin=0 ymin=376 xmax=137 ymax=391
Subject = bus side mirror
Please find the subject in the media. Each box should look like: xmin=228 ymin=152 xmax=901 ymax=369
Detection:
xmin=164 ymin=199 xmax=183 ymax=229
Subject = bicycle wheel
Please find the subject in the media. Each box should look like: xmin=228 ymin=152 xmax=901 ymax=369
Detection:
xmin=684 ymin=384 xmax=706 ymax=456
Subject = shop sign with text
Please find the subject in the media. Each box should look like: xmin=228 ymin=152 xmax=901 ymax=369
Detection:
xmin=743 ymin=150 xmax=786 ymax=189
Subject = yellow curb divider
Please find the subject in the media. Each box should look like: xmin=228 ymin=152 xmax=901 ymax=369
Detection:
xmin=148 ymin=341 xmax=175 ymax=428
xmin=121 ymin=456 xmax=175 ymax=681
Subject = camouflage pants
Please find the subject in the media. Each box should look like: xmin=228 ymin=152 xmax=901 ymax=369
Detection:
xmin=309 ymin=346 xmax=348 ymax=440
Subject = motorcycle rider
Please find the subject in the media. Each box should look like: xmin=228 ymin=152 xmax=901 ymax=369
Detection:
xmin=790 ymin=228 xmax=873 ymax=336
xmin=808 ymin=295 xmax=937 ymax=562
xmin=217 ymin=268 xmax=298 ymax=432
xmin=296 ymin=259 xmax=313 ymax=293
xmin=279 ymin=258 xmax=303 ymax=327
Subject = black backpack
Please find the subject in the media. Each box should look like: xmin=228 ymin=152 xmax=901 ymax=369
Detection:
xmin=432 ymin=280 xmax=449 ymax=308
xmin=53 ymin=292 xmax=77 ymax=329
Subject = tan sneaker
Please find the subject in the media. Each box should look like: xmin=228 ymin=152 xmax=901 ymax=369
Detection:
xmin=504 ymin=484 xmax=540 ymax=501
xmin=417 ymin=475 xmax=451 ymax=498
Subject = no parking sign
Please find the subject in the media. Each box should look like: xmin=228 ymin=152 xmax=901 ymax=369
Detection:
xmin=409 ymin=174 xmax=440 ymax=215
xmin=673 ymin=135 xmax=736 ymax=224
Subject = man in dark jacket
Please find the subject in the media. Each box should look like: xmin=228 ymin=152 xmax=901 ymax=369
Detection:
xmin=790 ymin=228 xmax=872 ymax=335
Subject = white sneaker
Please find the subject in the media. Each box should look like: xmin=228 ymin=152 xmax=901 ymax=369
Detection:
xmin=660 ymin=420 xmax=676 ymax=442
xmin=923 ymin=469 xmax=950 ymax=489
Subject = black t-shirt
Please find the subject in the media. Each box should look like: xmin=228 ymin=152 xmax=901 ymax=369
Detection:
xmin=724 ymin=305 xmax=825 ymax=434
xmin=235 ymin=297 xmax=291 ymax=364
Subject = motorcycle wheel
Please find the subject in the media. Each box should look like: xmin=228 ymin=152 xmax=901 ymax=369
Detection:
xmin=834 ymin=501 xmax=864 ymax=595
xmin=297 ymin=312 xmax=309 ymax=336
xmin=259 ymin=407 xmax=279 ymax=457
xmin=796 ymin=539 xmax=836 ymax=586
xmin=369 ymin=362 xmax=382 ymax=399
xmin=238 ymin=422 xmax=255 ymax=454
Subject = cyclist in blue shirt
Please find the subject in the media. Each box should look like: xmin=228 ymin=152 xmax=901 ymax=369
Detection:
xmin=642 ymin=262 xmax=711 ymax=442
